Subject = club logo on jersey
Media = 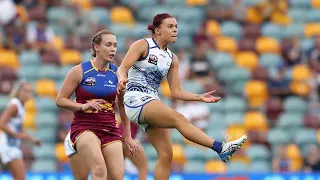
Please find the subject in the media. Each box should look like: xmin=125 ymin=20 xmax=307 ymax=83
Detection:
xmin=141 ymin=96 xmax=152 ymax=102
xmin=148 ymin=54 xmax=158 ymax=65
xmin=84 ymin=77 xmax=96 ymax=86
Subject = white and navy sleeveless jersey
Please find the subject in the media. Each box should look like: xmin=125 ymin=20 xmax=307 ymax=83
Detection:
xmin=0 ymin=98 xmax=25 ymax=148
xmin=126 ymin=38 xmax=173 ymax=96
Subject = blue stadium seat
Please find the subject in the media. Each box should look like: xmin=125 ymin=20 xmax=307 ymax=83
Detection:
xmin=288 ymin=8 xmax=308 ymax=23
xmin=89 ymin=8 xmax=110 ymax=25
xmin=35 ymin=97 xmax=57 ymax=112
xmin=295 ymin=128 xmax=317 ymax=146
xmin=32 ymin=144 xmax=55 ymax=159
xmin=268 ymin=128 xmax=291 ymax=145
xmin=221 ymin=21 xmax=243 ymax=39
xmin=227 ymin=162 xmax=249 ymax=172
xmin=82 ymin=50 xmax=92 ymax=62
xmin=261 ymin=23 xmax=283 ymax=39
xmin=110 ymin=24 xmax=132 ymax=38
xmin=247 ymin=145 xmax=271 ymax=161
xmin=37 ymin=65 xmax=59 ymax=80
xmin=132 ymin=23 xmax=148 ymax=39
xmin=277 ymin=113 xmax=303 ymax=129
xmin=284 ymin=96 xmax=308 ymax=114
xmin=184 ymin=146 xmax=207 ymax=161
xmin=259 ymin=53 xmax=283 ymax=69
xmin=31 ymin=159 xmax=57 ymax=172
xmin=172 ymin=129 xmax=184 ymax=144
xmin=35 ymin=112 xmax=57 ymax=128
xmin=249 ymin=161 xmax=271 ymax=172
xmin=182 ymin=80 xmax=204 ymax=94
xmin=172 ymin=35 xmax=193 ymax=49
xmin=224 ymin=96 xmax=247 ymax=112
xmin=19 ymin=50 xmax=41 ymax=66
xmin=224 ymin=112 xmax=244 ymax=125
xmin=59 ymin=66 xmax=73 ymax=80
xmin=184 ymin=160 xmax=205 ymax=172
xmin=283 ymin=23 xmax=305 ymax=38
xmin=0 ymin=96 xmax=9 ymax=111
xmin=208 ymin=52 xmax=235 ymax=70
xmin=289 ymin=0 xmax=311 ymax=8
xmin=301 ymin=38 xmax=315 ymax=52
xmin=18 ymin=66 xmax=39 ymax=81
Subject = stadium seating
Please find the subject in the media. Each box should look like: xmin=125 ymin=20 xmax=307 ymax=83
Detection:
xmin=1 ymin=0 xmax=319 ymax=174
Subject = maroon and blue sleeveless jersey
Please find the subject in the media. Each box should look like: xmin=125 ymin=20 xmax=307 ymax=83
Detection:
xmin=72 ymin=60 xmax=120 ymax=136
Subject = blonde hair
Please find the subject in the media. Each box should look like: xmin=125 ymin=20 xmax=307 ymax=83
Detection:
xmin=91 ymin=29 xmax=114 ymax=57
xmin=9 ymin=80 xmax=27 ymax=99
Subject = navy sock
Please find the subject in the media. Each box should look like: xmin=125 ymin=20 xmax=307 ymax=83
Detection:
xmin=211 ymin=141 xmax=222 ymax=153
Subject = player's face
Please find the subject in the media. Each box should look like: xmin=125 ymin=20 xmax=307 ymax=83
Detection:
xmin=158 ymin=18 xmax=178 ymax=43
xmin=19 ymin=83 xmax=33 ymax=102
xmin=97 ymin=34 xmax=117 ymax=62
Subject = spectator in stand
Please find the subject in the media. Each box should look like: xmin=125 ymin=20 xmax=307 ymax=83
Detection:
xmin=3 ymin=24 xmax=27 ymax=52
xmin=283 ymin=37 xmax=303 ymax=67
xmin=310 ymin=36 xmax=320 ymax=72
xmin=268 ymin=64 xmax=291 ymax=100
xmin=272 ymin=145 xmax=291 ymax=172
xmin=26 ymin=17 xmax=55 ymax=53
xmin=304 ymin=145 xmax=320 ymax=172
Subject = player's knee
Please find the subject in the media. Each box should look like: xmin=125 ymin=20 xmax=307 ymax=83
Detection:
xmin=91 ymin=165 xmax=107 ymax=179
xmin=158 ymin=147 xmax=173 ymax=163
xmin=109 ymin=169 xmax=124 ymax=180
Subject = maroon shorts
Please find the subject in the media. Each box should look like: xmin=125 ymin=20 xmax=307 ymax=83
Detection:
xmin=70 ymin=127 xmax=122 ymax=151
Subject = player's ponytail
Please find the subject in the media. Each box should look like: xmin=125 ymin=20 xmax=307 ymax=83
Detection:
xmin=91 ymin=29 xmax=114 ymax=57
xmin=9 ymin=80 xmax=27 ymax=99
xmin=147 ymin=13 xmax=173 ymax=34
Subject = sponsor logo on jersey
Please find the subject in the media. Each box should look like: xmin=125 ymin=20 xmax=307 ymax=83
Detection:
xmin=84 ymin=77 xmax=96 ymax=86
xmin=104 ymin=80 xmax=116 ymax=87
xmin=148 ymin=54 xmax=158 ymax=65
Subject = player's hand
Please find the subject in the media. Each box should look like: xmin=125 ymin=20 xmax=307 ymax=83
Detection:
xmin=16 ymin=133 xmax=32 ymax=141
xmin=81 ymin=99 xmax=106 ymax=111
xmin=198 ymin=90 xmax=221 ymax=103
xmin=32 ymin=138 xmax=42 ymax=147
xmin=117 ymin=78 xmax=128 ymax=94
xmin=123 ymin=136 xmax=138 ymax=159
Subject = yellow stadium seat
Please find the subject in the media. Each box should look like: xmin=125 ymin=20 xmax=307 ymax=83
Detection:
xmin=35 ymin=79 xmax=57 ymax=98
xmin=216 ymin=36 xmax=237 ymax=53
xmin=172 ymin=144 xmax=186 ymax=164
xmin=292 ymin=65 xmax=312 ymax=81
xmin=312 ymin=0 xmax=320 ymax=8
xmin=55 ymin=143 xmax=68 ymax=163
xmin=16 ymin=5 xmax=29 ymax=23
xmin=70 ymin=0 xmax=92 ymax=10
xmin=205 ymin=160 xmax=227 ymax=173
xmin=290 ymin=81 xmax=311 ymax=96
xmin=23 ymin=111 xmax=36 ymax=130
xmin=305 ymin=23 xmax=320 ymax=37
xmin=206 ymin=20 xmax=221 ymax=36
xmin=245 ymin=80 xmax=268 ymax=107
xmin=53 ymin=36 xmax=64 ymax=52
xmin=160 ymin=80 xmax=171 ymax=97
xmin=235 ymin=51 xmax=258 ymax=71
xmin=246 ymin=7 xmax=263 ymax=24
xmin=25 ymin=99 xmax=36 ymax=113
xmin=110 ymin=7 xmax=135 ymax=25
xmin=286 ymin=144 xmax=301 ymax=160
xmin=186 ymin=0 xmax=208 ymax=6
xmin=0 ymin=50 xmax=19 ymax=70
xmin=290 ymin=158 xmax=303 ymax=172
xmin=256 ymin=37 xmax=280 ymax=54
xmin=60 ymin=50 xmax=81 ymax=65
xmin=244 ymin=111 xmax=268 ymax=132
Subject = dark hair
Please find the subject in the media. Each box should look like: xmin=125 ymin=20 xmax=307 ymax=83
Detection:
xmin=147 ymin=13 xmax=173 ymax=34
xmin=91 ymin=29 xmax=114 ymax=57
